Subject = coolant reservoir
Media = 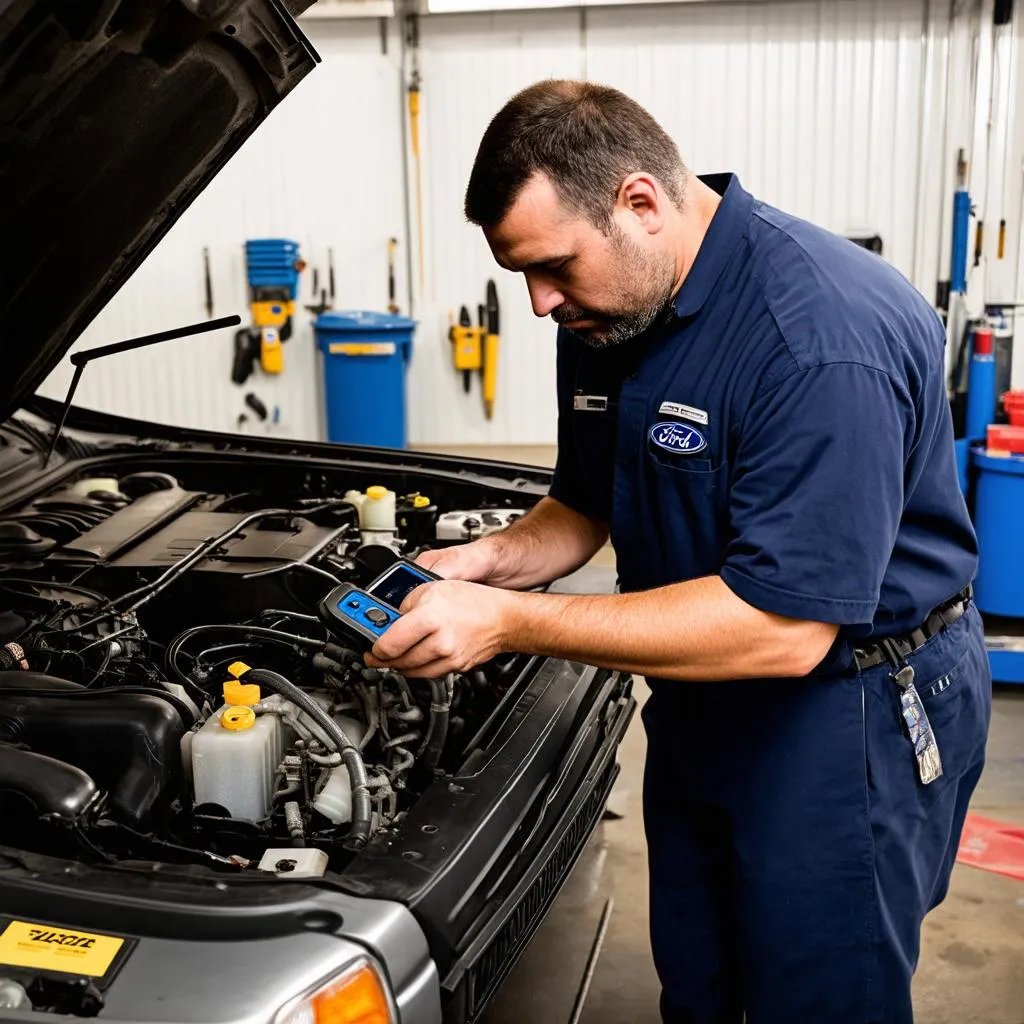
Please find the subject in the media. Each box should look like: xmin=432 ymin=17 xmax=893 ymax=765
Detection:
xmin=343 ymin=489 xmax=366 ymax=517
xmin=313 ymin=714 xmax=367 ymax=825
xmin=362 ymin=486 xmax=396 ymax=531
xmin=190 ymin=684 xmax=281 ymax=821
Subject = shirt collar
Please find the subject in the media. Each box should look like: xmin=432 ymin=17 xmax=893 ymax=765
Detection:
xmin=672 ymin=173 xmax=753 ymax=319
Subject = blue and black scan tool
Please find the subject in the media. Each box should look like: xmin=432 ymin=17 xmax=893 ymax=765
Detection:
xmin=319 ymin=558 xmax=439 ymax=652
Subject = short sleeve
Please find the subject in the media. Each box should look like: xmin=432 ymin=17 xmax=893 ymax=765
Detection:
xmin=548 ymin=333 xmax=607 ymax=520
xmin=720 ymin=362 xmax=912 ymax=627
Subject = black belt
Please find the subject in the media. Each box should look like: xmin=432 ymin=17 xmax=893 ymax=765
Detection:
xmin=852 ymin=585 xmax=973 ymax=672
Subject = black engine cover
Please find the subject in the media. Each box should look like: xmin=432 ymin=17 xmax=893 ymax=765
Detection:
xmin=0 ymin=689 xmax=183 ymax=827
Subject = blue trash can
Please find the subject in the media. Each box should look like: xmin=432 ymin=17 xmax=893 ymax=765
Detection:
xmin=314 ymin=311 xmax=416 ymax=448
xmin=972 ymin=445 xmax=1024 ymax=617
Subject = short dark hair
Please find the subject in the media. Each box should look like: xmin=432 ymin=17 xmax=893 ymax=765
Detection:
xmin=465 ymin=79 xmax=687 ymax=230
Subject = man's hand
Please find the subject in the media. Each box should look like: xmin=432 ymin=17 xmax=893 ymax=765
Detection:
xmin=414 ymin=497 xmax=608 ymax=591
xmin=415 ymin=543 xmax=498 ymax=583
xmin=365 ymin=580 xmax=516 ymax=677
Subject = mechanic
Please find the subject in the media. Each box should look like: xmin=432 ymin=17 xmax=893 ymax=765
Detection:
xmin=365 ymin=80 xmax=992 ymax=1024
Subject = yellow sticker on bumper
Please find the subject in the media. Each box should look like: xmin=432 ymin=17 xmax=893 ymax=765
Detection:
xmin=0 ymin=921 xmax=124 ymax=977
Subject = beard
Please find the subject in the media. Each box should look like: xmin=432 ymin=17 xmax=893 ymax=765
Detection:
xmin=551 ymin=231 xmax=676 ymax=348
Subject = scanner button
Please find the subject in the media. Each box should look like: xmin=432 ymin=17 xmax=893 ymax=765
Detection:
xmin=366 ymin=608 xmax=390 ymax=627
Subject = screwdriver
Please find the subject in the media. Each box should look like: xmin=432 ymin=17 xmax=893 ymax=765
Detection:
xmin=483 ymin=280 xmax=500 ymax=421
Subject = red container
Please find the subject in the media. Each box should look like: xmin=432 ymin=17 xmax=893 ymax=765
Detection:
xmin=987 ymin=423 xmax=1024 ymax=454
xmin=1005 ymin=390 xmax=1024 ymax=427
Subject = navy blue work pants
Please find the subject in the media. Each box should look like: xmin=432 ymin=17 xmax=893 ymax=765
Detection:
xmin=643 ymin=606 xmax=991 ymax=1024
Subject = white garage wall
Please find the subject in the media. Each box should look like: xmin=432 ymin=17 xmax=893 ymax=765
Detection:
xmin=39 ymin=1 xmax=1022 ymax=446
xmin=408 ymin=0 xmax=968 ymax=445
xmin=38 ymin=20 xmax=407 ymax=441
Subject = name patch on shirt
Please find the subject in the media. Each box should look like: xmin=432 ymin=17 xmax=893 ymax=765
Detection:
xmin=649 ymin=421 xmax=708 ymax=455
xmin=658 ymin=401 xmax=708 ymax=425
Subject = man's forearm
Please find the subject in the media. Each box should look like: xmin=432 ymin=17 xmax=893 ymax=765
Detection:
xmin=481 ymin=496 xmax=608 ymax=590
xmin=503 ymin=575 xmax=838 ymax=680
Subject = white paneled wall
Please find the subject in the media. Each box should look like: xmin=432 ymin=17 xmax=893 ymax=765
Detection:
xmin=38 ymin=20 xmax=406 ymax=440
xmin=410 ymin=0 xmax=946 ymax=445
xmin=38 ymin=1 xmax=1024 ymax=446
xmin=408 ymin=9 xmax=586 ymax=445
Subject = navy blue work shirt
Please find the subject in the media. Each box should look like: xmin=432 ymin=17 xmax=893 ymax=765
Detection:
xmin=549 ymin=174 xmax=977 ymax=644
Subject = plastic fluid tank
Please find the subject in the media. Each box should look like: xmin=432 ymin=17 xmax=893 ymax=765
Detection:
xmin=313 ymin=714 xmax=366 ymax=825
xmin=191 ymin=693 xmax=281 ymax=821
xmin=972 ymin=446 xmax=1024 ymax=618
xmin=362 ymin=486 xmax=396 ymax=530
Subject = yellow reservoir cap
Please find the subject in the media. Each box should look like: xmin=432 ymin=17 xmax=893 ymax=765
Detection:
xmin=365 ymin=486 xmax=388 ymax=500
xmin=412 ymin=495 xmax=431 ymax=508
xmin=228 ymin=661 xmax=252 ymax=679
xmin=221 ymin=706 xmax=256 ymax=731
xmin=223 ymin=680 xmax=260 ymax=706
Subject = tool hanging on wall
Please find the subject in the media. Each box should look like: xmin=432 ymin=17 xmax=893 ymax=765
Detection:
xmin=202 ymin=247 xmax=214 ymax=319
xmin=951 ymin=149 xmax=972 ymax=296
xmin=405 ymin=9 xmax=425 ymax=295
xmin=303 ymin=249 xmax=337 ymax=317
xmin=483 ymin=280 xmax=500 ymax=421
xmin=231 ymin=238 xmax=304 ymax=385
xmin=448 ymin=306 xmax=481 ymax=394
xmin=304 ymin=266 xmax=328 ymax=317
xmin=447 ymin=279 xmax=501 ymax=419
xmin=387 ymin=238 xmax=400 ymax=314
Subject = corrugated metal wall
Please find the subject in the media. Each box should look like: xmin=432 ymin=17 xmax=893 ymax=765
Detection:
xmin=38 ymin=1 xmax=1024 ymax=446
xmin=38 ymin=19 xmax=406 ymax=441
xmin=410 ymin=0 xmax=948 ymax=445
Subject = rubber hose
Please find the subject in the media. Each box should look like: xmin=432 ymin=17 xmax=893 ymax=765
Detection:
xmin=420 ymin=679 xmax=450 ymax=773
xmin=0 ymin=745 xmax=98 ymax=819
xmin=241 ymin=668 xmax=372 ymax=849
xmin=164 ymin=624 xmax=323 ymax=697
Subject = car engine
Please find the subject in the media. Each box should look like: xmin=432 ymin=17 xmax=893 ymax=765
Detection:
xmin=0 ymin=467 xmax=528 ymax=876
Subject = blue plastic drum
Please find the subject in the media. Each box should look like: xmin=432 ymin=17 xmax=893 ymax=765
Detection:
xmin=972 ymin=446 xmax=1024 ymax=617
xmin=314 ymin=311 xmax=416 ymax=448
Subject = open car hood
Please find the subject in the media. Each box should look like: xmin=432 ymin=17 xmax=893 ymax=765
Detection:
xmin=0 ymin=0 xmax=319 ymax=423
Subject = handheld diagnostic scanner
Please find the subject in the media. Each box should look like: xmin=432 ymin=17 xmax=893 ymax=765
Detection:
xmin=319 ymin=558 xmax=439 ymax=652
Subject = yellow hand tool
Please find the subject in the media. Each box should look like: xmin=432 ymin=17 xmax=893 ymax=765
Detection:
xmin=482 ymin=280 xmax=500 ymax=420
xmin=448 ymin=305 xmax=482 ymax=393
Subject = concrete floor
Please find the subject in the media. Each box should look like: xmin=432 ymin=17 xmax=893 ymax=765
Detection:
xmin=426 ymin=445 xmax=1024 ymax=1024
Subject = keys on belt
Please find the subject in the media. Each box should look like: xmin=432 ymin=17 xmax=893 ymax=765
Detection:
xmin=851 ymin=585 xmax=971 ymax=787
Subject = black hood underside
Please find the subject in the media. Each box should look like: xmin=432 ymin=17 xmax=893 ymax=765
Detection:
xmin=0 ymin=0 xmax=318 ymax=423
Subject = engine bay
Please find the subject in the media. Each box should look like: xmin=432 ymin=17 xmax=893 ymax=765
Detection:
xmin=0 ymin=460 xmax=531 ymax=878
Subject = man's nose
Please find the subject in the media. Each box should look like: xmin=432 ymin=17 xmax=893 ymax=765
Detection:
xmin=525 ymin=275 xmax=564 ymax=318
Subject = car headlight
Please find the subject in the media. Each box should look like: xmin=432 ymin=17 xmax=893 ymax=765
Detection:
xmin=274 ymin=958 xmax=394 ymax=1024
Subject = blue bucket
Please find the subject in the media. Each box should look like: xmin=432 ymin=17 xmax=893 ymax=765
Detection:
xmin=972 ymin=445 xmax=1024 ymax=617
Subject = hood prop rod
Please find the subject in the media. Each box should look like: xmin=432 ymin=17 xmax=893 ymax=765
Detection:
xmin=44 ymin=315 xmax=242 ymax=467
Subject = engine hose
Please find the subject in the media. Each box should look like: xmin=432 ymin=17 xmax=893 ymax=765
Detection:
xmin=284 ymin=801 xmax=305 ymax=846
xmin=257 ymin=703 xmax=337 ymax=754
xmin=420 ymin=677 xmax=452 ymax=773
xmin=389 ymin=747 xmax=415 ymax=780
xmin=382 ymin=731 xmax=419 ymax=750
xmin=239 ymin=668 xmax=372 ymax=850
xmin=164 ymin=624 xmax=323 ymax=693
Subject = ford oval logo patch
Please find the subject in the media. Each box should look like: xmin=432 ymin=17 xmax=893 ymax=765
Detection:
xmin=649 ymin=421 xmax=707 ymax=455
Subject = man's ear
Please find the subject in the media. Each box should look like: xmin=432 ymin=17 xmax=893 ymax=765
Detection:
xmin=616 ymin=172 xmax=665 ymax=234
